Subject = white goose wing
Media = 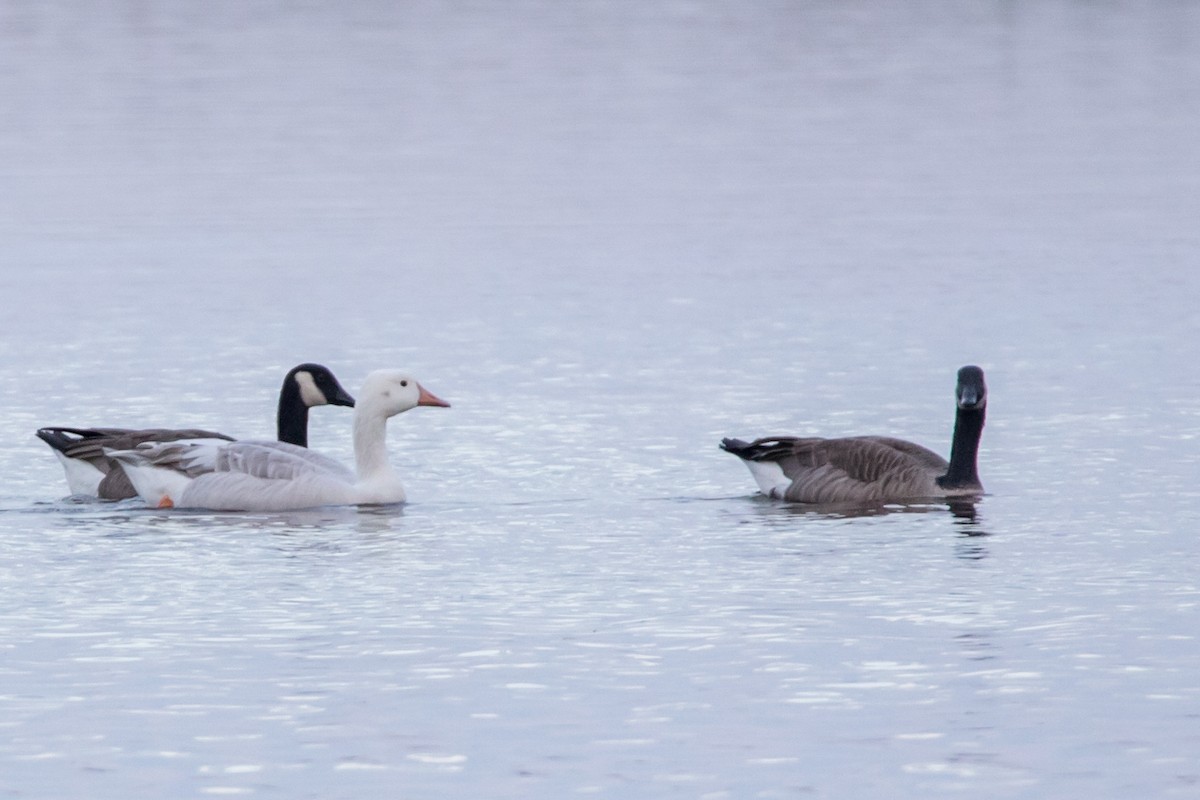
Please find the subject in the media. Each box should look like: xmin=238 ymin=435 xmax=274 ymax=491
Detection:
xmin=212 ymin=440 xmax=355 ymax=482
xmin=179 ymin=468 xmax=358 ymax=512
xmin=105 ymin=438 xmax=236 ymax=507
xmin=180 ymin=440 xmax=357 ymax=511
xmin=111 ymin=439 xmax=353 ymax=482
xmin=108 ymin=439 xmax=357 ymax=511
xmin=111 ymin=438 xmax=237 ymax=476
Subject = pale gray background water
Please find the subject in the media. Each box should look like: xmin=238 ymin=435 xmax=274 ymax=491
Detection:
xmin=2 ymin=2 xmax=1199 ymax=798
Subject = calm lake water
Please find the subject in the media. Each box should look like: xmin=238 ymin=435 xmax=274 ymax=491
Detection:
xmin=2 ymin=2 xmax=1199 ymax=798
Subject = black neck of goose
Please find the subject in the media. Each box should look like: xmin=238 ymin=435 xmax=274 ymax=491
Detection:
xmin=939 ymin=405 xmax=985 ymax=489
xmin=277 ymin=378 xmax=310 ymax=447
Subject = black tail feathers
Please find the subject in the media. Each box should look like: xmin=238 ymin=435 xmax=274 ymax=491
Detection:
xmin=719 ymin=437 xmax=755 ymax=457
xmin=36 ymin=427 xmax=100 ymax=453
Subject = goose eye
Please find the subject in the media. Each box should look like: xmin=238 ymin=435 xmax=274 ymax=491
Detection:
xmin=400 ymin=380 xmax=409 ymax=387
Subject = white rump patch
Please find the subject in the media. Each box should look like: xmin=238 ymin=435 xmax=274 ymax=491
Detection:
xmin=743 ymin=459 xmax=791 ymax=498
xmin=117 ymin=458 xmax=195 ymax=508
xmin=54 ymin=452 xmax=105 ymax=496
xmin=293 ymin=370 xmax=326 ymax=407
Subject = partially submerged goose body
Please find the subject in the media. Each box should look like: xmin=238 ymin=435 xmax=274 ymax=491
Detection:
xmin=722 ymin=366 xmax=987 ymax=504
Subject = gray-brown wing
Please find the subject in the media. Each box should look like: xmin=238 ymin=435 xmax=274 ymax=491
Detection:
xmin=851 ymin=436 xmax=948 ymax=472
xmin=96 ymin=468 xmax=137 ymax=499
xmin=775 ymin=437 xmax=946 ymax=504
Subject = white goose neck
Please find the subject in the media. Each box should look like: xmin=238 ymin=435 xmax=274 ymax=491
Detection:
xmin=352 ymin=403 xmax=396 ymax=481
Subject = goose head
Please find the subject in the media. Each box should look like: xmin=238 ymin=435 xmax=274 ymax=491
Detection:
xmin=358 ymin=369 xmax=450 ymax=418
xmin=289 ymin=363 xmax=357 ymax=408
xmin=955 ymin=365 xmax=987 ymax=411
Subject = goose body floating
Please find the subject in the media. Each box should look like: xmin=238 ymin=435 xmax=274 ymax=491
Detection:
xmin=721 ymin=366 xmax=987 ymax=504
xmin=108 ymin=370 xmax=449 ymax=512
xmin=36 ymin=363 xmax=355 ymax=499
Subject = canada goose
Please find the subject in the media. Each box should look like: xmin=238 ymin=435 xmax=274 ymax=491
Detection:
xmin=721 ymin=365 xmax=987 ymax=504
xmin=108 ymin=370 xmax=449 ymax=512
xmin=36 ymin=363 xmax=355 ymax=499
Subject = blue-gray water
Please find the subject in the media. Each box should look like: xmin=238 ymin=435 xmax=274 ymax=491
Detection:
xmin=2 ymin=2 xmax=1199 ymax=798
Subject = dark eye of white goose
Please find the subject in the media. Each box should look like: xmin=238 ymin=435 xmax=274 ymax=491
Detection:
xmin=400 ymin=380 xmax=408 ymax=387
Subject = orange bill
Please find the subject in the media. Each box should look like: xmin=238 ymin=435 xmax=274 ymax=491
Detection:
xmin=417 ymin=384 xmax=450 ymax=408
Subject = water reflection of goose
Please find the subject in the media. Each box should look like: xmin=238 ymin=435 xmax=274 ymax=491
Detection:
xmin=108 ymin=370 xmax=449 ymax=512
xmin=722 ymin=366 xmax=987 ymax=505
xmin=733 ymin=495 xmax=992 ymax=558
xmin=36 ymin=363 xmax=356 ymax=500
xmin=741 ymin=494 xmax=984 ymax=523
xmin=950 ymin=500 xmax=991 ymax=560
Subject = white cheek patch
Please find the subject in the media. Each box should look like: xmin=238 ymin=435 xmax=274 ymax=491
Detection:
xmin=294 ymin=371 xmax=327 ymax=407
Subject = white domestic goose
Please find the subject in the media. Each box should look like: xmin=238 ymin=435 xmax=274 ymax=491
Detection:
xmin=721 ymin=366 xmax=987 ymax=504
xmin=107 ymin=370 xmax=449 ymax=511
xmin=36 ymin=363 xmax=356 ymax=499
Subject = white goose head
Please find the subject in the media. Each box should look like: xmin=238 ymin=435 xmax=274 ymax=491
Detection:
xmin=357 ymin=370 xmax=451 ymax=418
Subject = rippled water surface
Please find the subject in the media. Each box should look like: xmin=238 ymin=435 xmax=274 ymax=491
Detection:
xmin=2 ymin=2 xmax=1199 ymax=798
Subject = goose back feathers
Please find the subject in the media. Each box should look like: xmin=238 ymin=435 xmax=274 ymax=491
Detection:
xmin=722 ymin=366 xmax=987 ymax=504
